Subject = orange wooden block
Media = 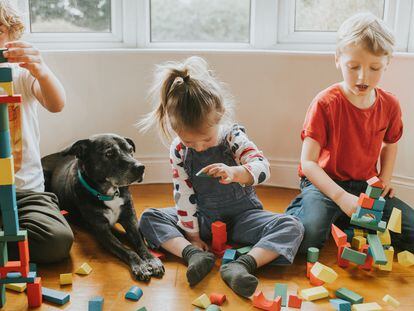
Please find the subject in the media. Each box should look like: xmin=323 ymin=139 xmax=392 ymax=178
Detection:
xmin=209 ymin=292 xmax=226 ymax=305
xmin=27 ymin=277 xmax=42 ymax=308
xmin=253 ymin=291 xmax=281 ymax=311
xmin=306 ymin=262 xmax=314 ymax=278
xmin=18 ymin=240 xmax=30 ymax=266
xmin=331 ymin=224 xmax=347 ymax=247
xmin=0 ymin=261 xmax=29 ymax=278
xmin=310 ymin=271 xmax=325 ymax=286
xmin=367 ymin=176 xmax=384 ymax=189
xmin=288 ymin=295 xmax=302 ymax=309
xmin=358 ymin=193 xmax=374 ymax=209
xmin=149 ymin=249 xmax=166 ymax=260
xmin=358 ymin=244 xmax=373 ymax=271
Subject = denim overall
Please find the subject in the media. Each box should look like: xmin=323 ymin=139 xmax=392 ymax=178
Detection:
xmin=140 ymin=138 xmax=304 ymax=264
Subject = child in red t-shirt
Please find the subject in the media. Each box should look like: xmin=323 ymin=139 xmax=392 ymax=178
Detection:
xmin=286 ymin=12 xmax=413 ymax=253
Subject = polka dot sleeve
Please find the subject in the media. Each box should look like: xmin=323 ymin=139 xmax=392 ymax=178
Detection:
xmin=170 ymin=137 xmax=199 ymax=234
xmin=226 ymin=124 xmax=270 ymax=185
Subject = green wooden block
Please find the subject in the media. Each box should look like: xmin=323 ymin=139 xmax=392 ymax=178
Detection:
xmin=350 ymin=213 xmax=386 ymax=232
xmin=365 ymin=185 xmax=382 ymax=199
xmin=236 ymin=246 xmax=252 ymax=256
xmin=356 ymin=206 xmax=382 ymax=222
xmin=0 ymin=271 xmax=37 ymax=284
xmin=366 ymin=234 xmax=387 ymax=265
xmin=0 ymin=130 xmax=12 ymax=158
xmin=206 ymin=305 xmax=221 ymax=311
xmin=0 ymin=230 xmax=27 ymax=242
xmin=335 ymin=287 xmax=363 ymax=304
xmin=0 ymin=185 xmax=18 ymax=212
xmin=307 ymin=247 xmax=319 ymax=263
xmin=0 ymin=68 xmax=11 ymax=83
xmin=274 ymin=283 xmax=288 ymax=306
xmin=372 ymin=197 xmax=385 ymax=211
xmin=1 ymin=104 xmax=10 ymax=131
xmin=341 ymin=247 xmax=367 ymax=265
xmin=0 ymin=284 xmax=5 ymax=308
xmin=0 ymin=242 xmax=7 ymax=266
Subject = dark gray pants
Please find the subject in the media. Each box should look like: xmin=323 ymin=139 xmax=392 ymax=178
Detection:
xmin=1 ymin=191 xmax=74 ymax=263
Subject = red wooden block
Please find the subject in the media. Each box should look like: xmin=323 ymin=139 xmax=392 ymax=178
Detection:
xmin=18 ymin=240 xmax=30 ymax=266
xmin=0 ymin=261 xmax=29 ymax=277
xmin=288 ymin=295 xmax=302 ymax=308
xmin=306 ymin=262 xmax=314 ymax=278
xmin=27 ymin=277 xmax=42 ymax=307
xmin=358 ymin=244 xmax=373 ymax=271
xmin=212 ymin=221 xmax=227 ymax=236
xmin=338 ymin=243 xmax=351 ymax=268
xmin=60 ymin=210 xmax=69 ymax=217
xmin=212 ymin=244 xmax=232 ymax=258
xmin=331 ymin=224 xmax=347 ymax=247
xmin=253 ymin=291 xmax=281 ymax=311
xmin=149 ymin=249 xmax=165 ymax=260
xmin=358 ymin=193 xmax=374 ymax=209
xmin=310 ymin=271 xmax=325 ymax=286
xmin=210 ymin=292 xmax=226 ymax=305
xmin=367 ymin=176 xmax=384 ymax=189
xmin=0 ymin=95 xmax=21 ymax=104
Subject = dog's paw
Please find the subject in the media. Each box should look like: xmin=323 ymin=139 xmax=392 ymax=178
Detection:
xmin=146 ymin=257 xmax=165 ymax=278
xmin=131 ymin=261 xmax=152 ymax=282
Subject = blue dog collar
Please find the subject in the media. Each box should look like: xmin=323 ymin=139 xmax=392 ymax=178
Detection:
xmin=77 ymin=170 xmax=119 ymax=201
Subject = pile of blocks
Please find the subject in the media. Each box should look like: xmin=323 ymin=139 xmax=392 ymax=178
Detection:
xmin=253 ymin=283 xmax=302 ymax=310
xmin=192 ymin=292 xmax=226 ymax=310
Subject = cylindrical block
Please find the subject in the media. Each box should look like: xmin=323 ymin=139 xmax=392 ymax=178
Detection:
xmin=307 ymin=247 xmax=319 ymax=263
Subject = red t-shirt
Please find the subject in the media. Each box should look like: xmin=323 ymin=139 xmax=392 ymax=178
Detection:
xmin=299 ymin=83 xmax=403 ymax=181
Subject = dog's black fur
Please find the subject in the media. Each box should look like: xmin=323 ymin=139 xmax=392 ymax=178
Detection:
xmin=41 ymin=133 xmax=164 ymax=281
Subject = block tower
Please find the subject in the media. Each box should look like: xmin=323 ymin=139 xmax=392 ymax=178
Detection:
xmin=0 ymin=49 xmax=42 ymax=308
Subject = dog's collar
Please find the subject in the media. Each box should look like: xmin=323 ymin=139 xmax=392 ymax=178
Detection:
xmin=77 ymin=170 xmax=119 ymax=201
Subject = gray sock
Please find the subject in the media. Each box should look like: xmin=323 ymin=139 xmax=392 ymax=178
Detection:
xmin=220 ymin=254 xmax=258 ymax=297
xmin=182 ymin=245 xmax=215 ymax=286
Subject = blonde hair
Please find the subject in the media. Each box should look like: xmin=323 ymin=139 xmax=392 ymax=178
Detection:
xmin=336 ymin=12 xmax=395 ymax=57
xmin=138 ymin=56 xmax=234 ymax=141
xmin=0 ymin=0 xmax=25 ymax=40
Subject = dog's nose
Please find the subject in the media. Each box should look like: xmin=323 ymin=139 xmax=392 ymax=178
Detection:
xmin=132 ymin=164 xmax=145 ymax=176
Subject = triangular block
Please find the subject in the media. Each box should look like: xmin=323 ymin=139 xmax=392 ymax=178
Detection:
xmin=75 ymin=262 xmax=92 ymax=275
xmin=192 ymin=293 xmax=211 ymax=308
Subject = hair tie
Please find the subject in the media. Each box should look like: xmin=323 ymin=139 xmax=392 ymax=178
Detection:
xmin=183 ymin=75 xmax=190 ymax=83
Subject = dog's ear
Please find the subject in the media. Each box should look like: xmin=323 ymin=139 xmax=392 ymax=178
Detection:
xmin=61 ymin=139 xmax=90 ymax=159
xmin=124 ymin=137 xmax=136 ymax=153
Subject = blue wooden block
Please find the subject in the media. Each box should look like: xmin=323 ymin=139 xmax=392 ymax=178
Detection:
xmin=2 ymin=209 xmax=19 ymax=235
xmin=372 ymin=197 xmax=385 ymax=211
xmin=0 ymin=105 xmax=10 ymax=132
xmin=0 ymin=271 xmax=37 ymax=284
xmin=0 ymin=242 xmax=7 ymax=266
xmin=330 ymin=298 xmax=351 ymax=311
xmin=356 ymin=206 xmax=383 ymax=222
xmin=0 ymin=130 xmax=11 ymax=158
xmin=0 ymin=185 xmax=17 ymax=212
xmin=0 ymin=284 xmax=5 ymax=308
xmin=125 ymin=286 xmax=143 ymax=301
xmin=274 ymin=283 xmax=288 ymax=306
xmin=341 ymin=247 xmax=367 ymax=265
xmin=350 ymin=213 xmax=386 ymax=232
xmin=222 ymin=249 xmax=237 ymax=264
xmin=30 ymin=262 xmax=37 ymax=272
xmin=344 ymin=228 xmax=354 ymax=242
xmin=365 ymin=185 xmax=382 ymax=199
xmin=367 ymin=234 xmax=387 ymax=265
xmin=0 ymin=230 xmax=27 ymax=242
xmin=0 ymin=68 xmax=12 ymax=83
xmin=88 ymin=296 xmax=104 ymax=311
xmin=42 ymin=287 xmax=70 ymax=305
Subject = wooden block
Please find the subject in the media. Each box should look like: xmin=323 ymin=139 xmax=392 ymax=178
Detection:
xmin=222 ymin=249 xmax=237 ymax=264
xmin=351 ymin=302 xmax=382 ymax=310
xmin=149 ymin=249 xmax=165 ymax=260
xmin=358 ymin=193 xmax=374 ymax=209
xmin=236 ymin=246 xmax=252 ymax=256
xmin=350 ymin=213 xmax=386 ymax=232
xmin=338 ymin=243 xmax=351 ymax=268
xmin=307 ymin=247 xmax=319 ymax=263
xmin=0 ymin=129 xmax=11 ymax=157
xmin=330 ymin=298 xmax=351 ymax=311
xmin=0 ymin=261 xmax=29 ymax=278
xmin=205 ymin=305 xmax=221 ymax=311
xmin=351 ymin=236 xmax=366 ymax=250
xmin=42 ymin=287 xmax=70 ymax=305
xmin=332 ymin=224 xmax=347 ymax=247
xmin=5 ymin=282 xmax=26 ymax=292
xmin=209 ymin=293 xmax=226 ymax=306
xmin=0 ymin=271 xmax=36 ymax=284
xmin=300 ymin=286 xmax=329 ymax=301
xmin=397 ymin=250 xmax=414 ymax=267
xmin=0 ymin=67 xmax=12 ymax=82
xmin=253 ymin=291 xmax=281 ymax=311
xmin=0 ymin=95 xmax=21 ymax=104
xmin=310 ymin=262 xmax=338 ymax=283
xmin=335 ymin=287 xmax=363 ymax=304
xmin=0 ymin=49 xmax=7 ymax=63
xmin=365 ymin=185 xmax=382 ymax=199
xmin=344 ymin=228 xmax=354 ymax=242
xmin=125 ymin=285 xmax=143 ymax=301
xmin=212 ymin=221 xmax=226 ymax=236
xmin=387 ymin=208 xmax=401 ymax=233
xmin=0 ymin=284 xmax=4 ymax=308
xmin=377 ymin=229 xmax=391 ymax=245
xmin=341 ymin=247 xmax=367 ymax=265
xmin=354 ymin=229 xmax=364 ymax=237
xmin=0 ymin=82 xmax=13 ymax=96
xmin=88 ymin=296 xmax=103 ymax=311
xmin=75 ymin=262 xmax=92 ymax=275
xmin=0 ymin=230 xmax=27 ymax=242
xmin=0 ymin=157 xmax=14 ymax=185
xmin=0 ymin=184 xmax=17 ymax=212
xmin=367 ymin=234 xmax=387 ymax=265
xmin=2 ymin=210 xmax=19 ymax=235
xmin=59 ymin=273 xmax=72 ymax=285
xmin=356 ymin=206 xmax=383 ymax=222
xmin=288 ymin=295 xmax=302 ymax=308
xmin=136 ymin=308 xmax=147 ymax=311
xmin=367 ymin=176 xmax=384 ymax=189
xmin=306 ymin=261 xmax=314 ymax=278
xmin=192 ymin=293 xmax=211 ymax=309
xmin=310 ymin=270 xmax=325 ymax=286
xmin=382 ymin=294 xmax=400 ymax=308
xmin=372 ymin=197 xmax=385 ymax=211
xmin=358 ymin=244 xmax=373 ymax=271
xmin=273 ymin=283 xmax=287 ymax=306
xmin=26 ymin=277 xmax=42 ymax=308
xmin=17 ymin=240 xmax=29 ymax=266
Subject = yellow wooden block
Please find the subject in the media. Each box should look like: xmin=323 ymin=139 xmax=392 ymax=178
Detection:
xmin=387 ymin=208 xmax=401 ymax=233
xmin=377 ymin=229 xmax=391 ymax=245
xmin=75 ymin=262 xmax=93 ymax=275
xmin=397 ymin=250 xmax=414 ymax=267
xmin=300 ymin=286 xmax=329 ymax=301
xmin=382 ymin=294 xmax=400 ymax=308
xmin=354 ymin=228 xmax=364 ymax=237
xmin=0 ymin=157 xmax=14 ymax=185
xmin=352 ymin=236 xmax=366 ymax=250
xmin=59 ymin=273 xmax=73 ymax=285
xmin=351 ymin=302 xmax=382 ymax=310
xmin=192 ymin=293 xmax=211 ymax=308
xmin=378 ymin=247 xmax=394 ymax=271
xmin=6 ymin=283 xmax=26 ymax=292
xmin=310 ymin=262 xmax=338 ymax=283
xmin=0 ymin=81 xmax=13 ymax=95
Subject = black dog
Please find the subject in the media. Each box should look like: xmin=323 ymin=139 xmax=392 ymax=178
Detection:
xmin=41 ymin=134 xmax=164 ymax=281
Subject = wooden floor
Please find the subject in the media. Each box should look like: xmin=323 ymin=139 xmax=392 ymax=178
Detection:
xmin=5 ymin=184 xmax=414 ymax=310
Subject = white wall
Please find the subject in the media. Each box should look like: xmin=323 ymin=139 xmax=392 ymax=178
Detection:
xmin=38 ymin=50 xmax=414 ymax=204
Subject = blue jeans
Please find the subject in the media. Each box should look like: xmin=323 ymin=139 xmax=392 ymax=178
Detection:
xmin=286 ymin=178 xmax=414 ymax=254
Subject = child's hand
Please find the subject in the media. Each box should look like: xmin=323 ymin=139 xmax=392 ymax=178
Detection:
xmin=3 ymin=41 xmax=48 ymax=80
xmin=200 ymin=163 xmax=236 ymax=184
xmin=185 ymin=232 xmax=209 ymax=251
xmin=336 ymin=191 xmax=359 ymax=217
xmin=378 ymin=177 xmax=395 ymax=198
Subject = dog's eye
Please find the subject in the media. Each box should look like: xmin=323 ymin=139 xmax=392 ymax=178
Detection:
xmin=128 ymin=148 xmax=134 ymax=154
